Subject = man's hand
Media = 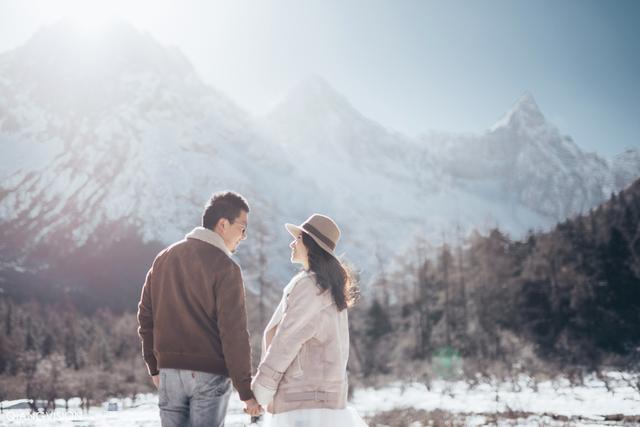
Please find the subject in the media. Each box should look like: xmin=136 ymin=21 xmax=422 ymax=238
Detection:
xmin=242 ymin=398 xmax=263 ymax=417
xmin=152 ymin=374 xmax=160 ymax=389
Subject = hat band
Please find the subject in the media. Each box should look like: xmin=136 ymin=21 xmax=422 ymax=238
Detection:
xmin=302 ymin=223 xmax=336 ymax=251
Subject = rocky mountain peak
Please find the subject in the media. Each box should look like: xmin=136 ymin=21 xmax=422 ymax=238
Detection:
xmin=491 ymin=92 xmax=547 ymax=132
xmin=267 ymin=75 xmax=367 ymax=127
xmin=0 ymin=18 xmax=196 ymax=114
xmin=613 ymin=147 xmax=640 ymax=189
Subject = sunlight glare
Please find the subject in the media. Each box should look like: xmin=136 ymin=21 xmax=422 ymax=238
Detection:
xmin=43 ymin=0 xmax=161 ymax=33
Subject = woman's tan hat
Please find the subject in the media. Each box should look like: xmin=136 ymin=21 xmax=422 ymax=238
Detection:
xmin=285 ymin=214 xmax=341 ymax=256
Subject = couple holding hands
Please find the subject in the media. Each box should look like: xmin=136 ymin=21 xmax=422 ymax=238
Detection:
xmin=137 ymin=191 xmax=367 ymax=426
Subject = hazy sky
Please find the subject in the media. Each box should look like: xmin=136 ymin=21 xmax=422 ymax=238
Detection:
xmin=0 ymin=0 xmax=638 ymax=157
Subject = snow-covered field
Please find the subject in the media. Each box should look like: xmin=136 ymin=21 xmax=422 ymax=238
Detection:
xmin=353 ymin=371 xmax=640 ymax=418
xmin=1 ymin=371 xmax=639 ymax=426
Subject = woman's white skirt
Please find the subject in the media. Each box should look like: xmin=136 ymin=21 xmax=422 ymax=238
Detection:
xmin=262 ymin=406 xmax=368 ymax=427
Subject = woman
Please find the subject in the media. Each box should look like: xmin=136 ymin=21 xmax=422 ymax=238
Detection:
xmin=251 ymin=214 xmax=367 ymax=426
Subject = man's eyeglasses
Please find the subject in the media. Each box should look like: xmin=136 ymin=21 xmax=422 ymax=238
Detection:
xmin=232 ymin=221 xmax=248 ymax=236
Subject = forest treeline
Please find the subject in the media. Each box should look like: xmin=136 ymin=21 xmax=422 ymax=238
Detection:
xmin=352 ymin=178 xmax=640 ymax=378
xmin=1 ymin=178 xmax=639 ymax=409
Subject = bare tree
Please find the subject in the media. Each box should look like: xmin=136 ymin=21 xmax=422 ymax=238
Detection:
xmin=439 ymin=233 xmax=453 ymax=347
xmin=375 ymin=242 xmax=391 ymax=311
xmin=455 ymin=223 xmax=468 ymax=338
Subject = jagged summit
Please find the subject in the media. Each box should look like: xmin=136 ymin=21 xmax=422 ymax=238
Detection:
xmin=491 ymin=92 xmax=547 ymax=132
xmin=267 ymin=75 xmax=361 ymax=124
xmin=261 ymin=74 xmax=401 ymax=161
xmin=12 ymin=17 xmax=192 ymax=75
xmin=613 ymin=147 xmax=640 ymax=189
xmin=0 ymin=22 xmax=638 ymax=289
xmin=0 ymin=18 xmax=196 ymax=113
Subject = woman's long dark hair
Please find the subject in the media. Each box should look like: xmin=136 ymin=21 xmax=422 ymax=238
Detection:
xmin=301 ymin=232 xmax=359 ymax=311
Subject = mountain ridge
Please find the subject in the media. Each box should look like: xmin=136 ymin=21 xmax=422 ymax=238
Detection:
xmin=1 ymin=20 xmax=638 ymax=294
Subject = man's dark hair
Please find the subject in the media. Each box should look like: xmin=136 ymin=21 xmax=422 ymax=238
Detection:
xmin=202 ymin=191 xmax=250 ymax=230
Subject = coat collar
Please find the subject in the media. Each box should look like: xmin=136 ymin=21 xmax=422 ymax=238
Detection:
xmin=185 ymin=226 xmax=232 ymax=257
xmin=262 ymin=271 xmax=310 ymax=339
xmin=262 ymin=271 xmax=334 ymax=344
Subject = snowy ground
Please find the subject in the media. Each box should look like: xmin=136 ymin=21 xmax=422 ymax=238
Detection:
xmin=1 ymin=371 xmax=638 ymax=426
xmin=353 ymin=371 xmax=640 ymax=418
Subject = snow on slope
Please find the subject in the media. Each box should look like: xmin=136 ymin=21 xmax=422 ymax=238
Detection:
xmin=0 ymin=20 xmax=289 ymax=250
xmin=421 ymin=93 xmax=613 ymax=220
xmin=612 ymin=147 xmax=640 ymax=190
xmin=1 ymin=20 xmax=638 ymax=286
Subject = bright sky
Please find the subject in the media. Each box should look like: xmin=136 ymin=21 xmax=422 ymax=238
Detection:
xmin=0 ymin=0 xmax=638 ymax=157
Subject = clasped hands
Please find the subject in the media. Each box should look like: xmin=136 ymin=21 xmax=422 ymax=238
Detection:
xmin=151 ymin=373 xmax=264 ymax=417
xmin=243 ymin=398 xmax=263 ymax=417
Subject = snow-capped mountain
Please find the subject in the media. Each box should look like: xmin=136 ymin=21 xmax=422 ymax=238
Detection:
xmin=262 ymin=75 xmax=426 ymax=175
xmin=260 ymin=84 xmax=632 ymax=259
xmin=0 ymin=20 xmax=638 ymax=304
xmin=258 ymin=75 xmax=443 ymax=259
xmin=419 ymin=93 xmax=613 ymax=220
xmin=0 ymin=19 xmax=301 ymax=295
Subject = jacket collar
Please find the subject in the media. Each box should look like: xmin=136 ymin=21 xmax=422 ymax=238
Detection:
xmin=263 ymin=272 xmax=309 ymax=338
xmin=185 ymin=227 xmax=232 ymax=257
xmin=284 ymin=270 xmax=311 ymax=294
xmin=263 ymin=271 xmax=329 ymax=339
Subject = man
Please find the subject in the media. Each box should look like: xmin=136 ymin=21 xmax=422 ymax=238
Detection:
xmin=137 ymin=191 xmax=262 ymax=426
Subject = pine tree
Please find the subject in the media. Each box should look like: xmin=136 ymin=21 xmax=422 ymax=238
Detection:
xmin=4 ymin=300 xmax=12 ymax=337
xmin=41 ymin=333 xmax=54 ymax=357
xmin=414 ymin=259 xmax=438 ymax=359
xmin=439 ymin=242 xmax=453 ymax=346
xmin=366 ymin=299 xmax=392 ymax=340
xmin=25 ymin=317 xmax=35 ymax=352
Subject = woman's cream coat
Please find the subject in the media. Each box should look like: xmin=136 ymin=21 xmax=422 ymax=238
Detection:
xmin=252 ymin=271 xmax=350 ymax=414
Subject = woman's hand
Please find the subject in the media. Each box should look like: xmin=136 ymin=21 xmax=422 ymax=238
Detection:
xmin=251 ymin=370 xmax=279 ymax=407
xmin=243 ymin=398 xmax=263 ymax=417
